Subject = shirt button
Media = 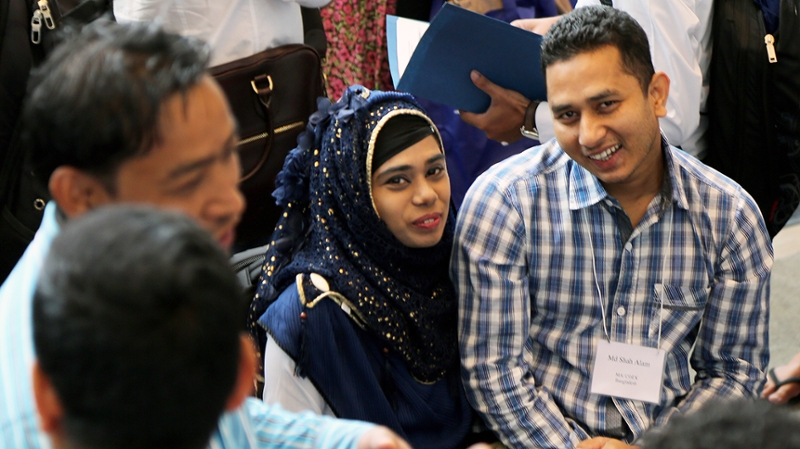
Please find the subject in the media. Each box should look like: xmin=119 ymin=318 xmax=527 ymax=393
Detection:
xmin=616 ymin=306 xmax=626 ymax=316
xmin=624 ymin=242 xmax=633 ymax=251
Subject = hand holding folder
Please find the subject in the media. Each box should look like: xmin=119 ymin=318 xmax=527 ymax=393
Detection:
xmin=389 ymin=3 xmax=546 ymax=114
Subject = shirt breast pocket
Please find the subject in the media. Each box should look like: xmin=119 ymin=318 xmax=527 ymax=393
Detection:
xmin=649 ymin=284 xmax=710 ymax=342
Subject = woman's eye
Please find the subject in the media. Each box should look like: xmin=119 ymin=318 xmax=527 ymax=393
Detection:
xmin=427 ymin=166 xmax=445 ymax=176
xmin=386 ymin=176 xmax=408 ymax=185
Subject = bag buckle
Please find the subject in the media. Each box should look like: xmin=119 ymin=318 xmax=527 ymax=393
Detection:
xmin=251 ymin=75 xmax=273 ymax=107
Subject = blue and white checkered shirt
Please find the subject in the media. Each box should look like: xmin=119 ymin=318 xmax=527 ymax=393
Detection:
xmin=0 ymin=203 xmax=374 ymax=449
xmin=452 ymin=139 xmax=771 ymax=449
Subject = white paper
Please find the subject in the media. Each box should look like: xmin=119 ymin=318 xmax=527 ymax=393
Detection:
xmin=396 ymin=18 xmax=428 ymax=78
xmin=590 ymin=340 xmax=666 ymax=404
xmin=387 ymin=15 xmax=429 ymax=86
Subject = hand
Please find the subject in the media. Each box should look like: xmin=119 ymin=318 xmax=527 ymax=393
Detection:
xmin=448 ymin=0 xmax=503 ymax=15
xmin=576 ymin=437 xmax=640 ymax=449
xmin=356 ymin=426 xmax=412 ymax=449
xmin=554 ymin=0 xmax=574 ymax=14
xmin=761 ymin=351 xmax=800 ymax=404
xmin=510 ymin=17 xmax=559 ymax=35
xmin=459 ymin=70 xmax=531 ymax=143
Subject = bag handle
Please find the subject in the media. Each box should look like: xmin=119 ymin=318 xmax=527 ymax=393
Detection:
xmin=241 ymin=74 xmax=275 ymax=182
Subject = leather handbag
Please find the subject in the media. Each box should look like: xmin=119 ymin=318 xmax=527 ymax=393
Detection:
xmin=210 ymin=43 xmax=326 ymax=249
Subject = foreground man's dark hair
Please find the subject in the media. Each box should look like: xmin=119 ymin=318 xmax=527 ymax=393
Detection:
xmin=33 ymin=206 xmax=243 ymax=449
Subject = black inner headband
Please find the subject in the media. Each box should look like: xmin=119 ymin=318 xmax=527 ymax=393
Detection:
xmin=372 ymin=114 xmax=436 ymax=174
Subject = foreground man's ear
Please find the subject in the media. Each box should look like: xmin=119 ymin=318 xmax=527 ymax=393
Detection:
xmin=48 ymin=166 xmax=114 ymax=219
xmin=32 ymin=361 xmax=64 ymax=434
xmin=225 ymin=334 xmax=258 ymax=411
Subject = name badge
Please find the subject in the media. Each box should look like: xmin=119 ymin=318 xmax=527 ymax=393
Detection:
xmin=590 ymin=340 xmax=666 ymax=404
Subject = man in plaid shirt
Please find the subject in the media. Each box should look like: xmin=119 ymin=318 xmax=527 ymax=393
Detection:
xmin=452 ymin=7 xmax=772 ymax=449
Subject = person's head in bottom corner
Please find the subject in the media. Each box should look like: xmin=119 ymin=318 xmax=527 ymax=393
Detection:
xmin=638 ymin=398 xmax=800 ymax=449
xmin=31 ymin=206 xmax=256 ymax=449
xmin=23 ymin=20 xmax=245 ymax=250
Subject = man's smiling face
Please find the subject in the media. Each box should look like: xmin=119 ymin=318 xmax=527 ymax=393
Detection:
xmin=546 ymin=44 xmax=669 ymax=196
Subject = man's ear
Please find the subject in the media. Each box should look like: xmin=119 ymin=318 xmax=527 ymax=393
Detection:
xmin=48 ymin=167 xmax=114 ymax=219
xmin=32 ymin=361 xmax=64 ymax=434
xmin=648 ymin=72 xmax=670 ymax=119
xmin=225 ymin=334 xmax=257 ymax=411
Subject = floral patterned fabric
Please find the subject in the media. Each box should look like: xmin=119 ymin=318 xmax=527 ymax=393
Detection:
xmin=321 ymin=1 xmax=397 ymax=100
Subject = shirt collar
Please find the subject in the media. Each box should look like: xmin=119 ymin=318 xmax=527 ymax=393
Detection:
xmin=566 ymin=135 xmax=688 ymax=212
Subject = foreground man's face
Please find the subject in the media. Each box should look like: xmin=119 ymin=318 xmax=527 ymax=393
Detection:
xmin=111 ymin=76 xmax=245 ymax=250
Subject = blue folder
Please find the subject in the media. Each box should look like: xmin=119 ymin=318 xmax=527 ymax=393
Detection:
xmin=395 ymin=3 xmax=546 ymax=113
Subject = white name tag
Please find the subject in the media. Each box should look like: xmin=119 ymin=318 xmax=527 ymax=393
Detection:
xmin=590 ymin=340 xmax=666 ymax=404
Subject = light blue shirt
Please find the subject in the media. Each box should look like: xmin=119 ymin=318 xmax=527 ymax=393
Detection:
xmin=0 ymin=202 xmax=374 ymax=449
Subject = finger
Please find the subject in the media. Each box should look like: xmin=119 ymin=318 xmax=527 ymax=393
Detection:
xmin=576 ymin=442 xmax=601 ymax=449
xmin=368 ymin=434 xmax=398 ymax=449
xmin=360 ymin=427 xmax=405 ymax=449
xmin=470 ymin=70 xmax=501 ymax=96
xmin=576 ymin=437 xmax=606 ymax=449
xmin=768 ymin=383 xmax=800 ymax=404
xmin=395 ymin=434 xmax=413 ymax=449
xmin=761 ymin=379 xmax=776 ymax=397
xmin=458 ymin=110 xmax=484 ymax=127
xmin=579 ymin=436 xmax=617 ymax=449
xmin=511 ymin=18 xmax=534 ymax=30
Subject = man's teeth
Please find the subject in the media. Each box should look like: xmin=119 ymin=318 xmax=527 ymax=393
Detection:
xmin=588 ymin=144 xmax=621 ymax=161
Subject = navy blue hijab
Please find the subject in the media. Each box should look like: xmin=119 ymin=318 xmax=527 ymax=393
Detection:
xmin=249 ymin=86 xmax=458 ymax=383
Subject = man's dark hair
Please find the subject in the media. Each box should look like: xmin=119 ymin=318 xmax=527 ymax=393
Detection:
xmin=541 ymin=6 xmax=655 ymax=93
xmin=639 ymin=399 xmax=800 ymax=449
xmin=33 ymin=206 xmax=244 ymax=449
xmin=22 ymin=20 xmax=210 ymax=190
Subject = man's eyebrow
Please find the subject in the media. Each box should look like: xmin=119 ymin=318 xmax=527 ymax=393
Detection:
xmin=587 ymin=89 xmax=618 ymax=103
xmin=550 ymin=89 xmax=619 ymax=115
xmin=165 ymin=133 xmax=237 ymax=180
xmin=550 ymin=103 xmax=573 ymax=115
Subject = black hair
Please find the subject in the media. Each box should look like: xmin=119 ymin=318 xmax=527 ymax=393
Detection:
xmin=541 ymin=6 xmax=655 ymax=94
xmin=639 ymin=399 xmax=800 ymax=449
xmin=33 ymin=206 xmax=244 ymax=449
xmin=22 ymin=19 xmax=210 ymax=190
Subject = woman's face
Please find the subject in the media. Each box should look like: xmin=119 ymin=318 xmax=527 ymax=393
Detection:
xmin=371 ymin=135 xmax=450 ymax=248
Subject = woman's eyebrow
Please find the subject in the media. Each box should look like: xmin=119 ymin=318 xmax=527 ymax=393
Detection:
xmin=376 ymin=164 xmax=412 ymax=179
xmin=376 ymin=152 xmax=446 ymax=179
xmin=427 ymin=154 xmax=445 ymax=164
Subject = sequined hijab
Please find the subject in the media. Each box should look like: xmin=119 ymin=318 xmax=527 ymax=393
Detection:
xmin=250 ymin=86 xmax=457 ymax=383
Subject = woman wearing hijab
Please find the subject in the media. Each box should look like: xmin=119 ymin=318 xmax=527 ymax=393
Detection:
xmin=249 ymin=86 xmax=473 ymax=449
